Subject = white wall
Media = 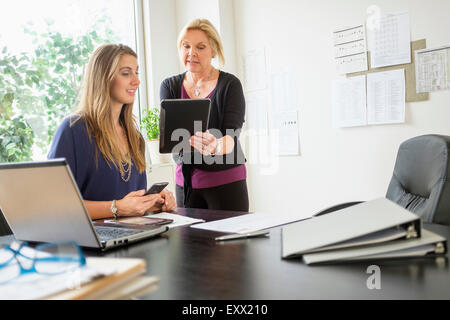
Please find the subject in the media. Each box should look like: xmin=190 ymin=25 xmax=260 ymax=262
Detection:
xmin=145 ymin=0 xmax=235 ymax=104
xmin=144 ymin=0 xmax=450 ymax=216
xmin=231 ymin=0 xmax=450 ymax=214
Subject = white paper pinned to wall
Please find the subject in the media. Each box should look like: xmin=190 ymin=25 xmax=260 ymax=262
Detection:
xmin=272 ymin=111 xmax=299 ymax=156
xmin=332 ymin=75 xmax=367 ymax=128
xmin=367 ymin=69 xmax=405 ymax=125
xmin=246 ymin=91 xmax=268 ymax=135
xmin=333 ymin=25 xmax=368 ymax=74
xmin=270 ymin=71 xmax=297 ymax=111
xmin=415 ymin=46 xmax=450 ymax=93
xmin=367 ymin=12 xmax=411 ymax=68
xmin=243 ymin=48 xmax=267 ymax=92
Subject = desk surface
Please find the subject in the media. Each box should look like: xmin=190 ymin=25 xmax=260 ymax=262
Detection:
xmin=98 ymin=208 xmax=450 ymax=299
xmin=2 ymin=208 xmax=450 ymax=299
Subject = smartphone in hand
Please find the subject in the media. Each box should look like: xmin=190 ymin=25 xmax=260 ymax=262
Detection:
xmin=144 ymin=182 xmax=169 ymax=195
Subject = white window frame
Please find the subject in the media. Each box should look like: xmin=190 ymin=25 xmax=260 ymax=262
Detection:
xmin=133 ymin=0 xmax=152 ymax=123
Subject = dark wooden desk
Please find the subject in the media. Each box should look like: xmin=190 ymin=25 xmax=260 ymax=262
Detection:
xmin=89 ymin=208 xmax=450 ymax=300
xmin=1 ymin=208 xmax=449 ymax=299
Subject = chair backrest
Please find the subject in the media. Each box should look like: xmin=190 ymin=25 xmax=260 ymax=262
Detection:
xmin=386 ymin=134 xmax=450 ymax=224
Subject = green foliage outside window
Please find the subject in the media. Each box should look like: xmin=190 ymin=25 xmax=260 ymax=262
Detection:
xmin=0 ymin=18 xmax=119 ymax=162
xmin=0 ymin=116 xmax=34 ymax=162
xmin=141 ymin=107 xmax=160 ymax=141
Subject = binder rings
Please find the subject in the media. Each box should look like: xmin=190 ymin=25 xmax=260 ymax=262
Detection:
xmin=282 ymin=198 xmax=422 ymax=259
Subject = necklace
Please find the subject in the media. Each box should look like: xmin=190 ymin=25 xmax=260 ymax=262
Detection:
xmin=120 ymin=159 xmax=132 ymax=182
xmin=190 ymin=68 xmax=214 ymax=97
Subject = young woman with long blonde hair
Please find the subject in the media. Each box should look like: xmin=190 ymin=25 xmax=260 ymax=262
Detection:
xmin=49 ymin=44 xmax=176 ymax=220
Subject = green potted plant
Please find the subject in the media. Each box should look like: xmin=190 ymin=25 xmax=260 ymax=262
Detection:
xmin=141 ymin=107 xmax=171 ymax=164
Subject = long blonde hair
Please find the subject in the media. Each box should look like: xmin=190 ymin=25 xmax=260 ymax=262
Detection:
xmin=72 ymin=44 xmax=145 ymax=175
xmin=177 ymin=18 xmax=225 ymax=67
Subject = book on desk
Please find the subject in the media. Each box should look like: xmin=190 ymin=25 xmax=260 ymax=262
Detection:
xmin=46 ymin=257 xmax=158 ymax=300
xmin=0 ymin=255 xmax=157 ymax=300
xmin=281 ymin=197 xmax=447 ymax=265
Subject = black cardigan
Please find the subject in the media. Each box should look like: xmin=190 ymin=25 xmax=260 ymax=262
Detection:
xmin=160 ymin=71 xmax=246 ymax=203
xmin=159 ymin=70 xmax=246 ymax=172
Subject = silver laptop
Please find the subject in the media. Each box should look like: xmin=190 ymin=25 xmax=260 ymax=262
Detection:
xmin=0 ymin=159 xmax=168 ymax=250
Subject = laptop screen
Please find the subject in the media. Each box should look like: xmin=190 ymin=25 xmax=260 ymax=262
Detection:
xmin=0 ymin=159 xmax=101 ymax=248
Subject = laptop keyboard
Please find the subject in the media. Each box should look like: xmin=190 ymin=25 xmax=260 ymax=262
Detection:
xmin=95 ymin=226 xmax=143 ymax=242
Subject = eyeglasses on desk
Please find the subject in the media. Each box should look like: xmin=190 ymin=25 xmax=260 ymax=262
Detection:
xmin=0 ymin=241 xmax=86 ymax=285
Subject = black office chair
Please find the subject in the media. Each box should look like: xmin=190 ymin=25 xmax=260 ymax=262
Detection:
xmin=0 ymin=208 xmax=12 ymax=236
xmin=315 ymin=135 xmax=450 ymax=225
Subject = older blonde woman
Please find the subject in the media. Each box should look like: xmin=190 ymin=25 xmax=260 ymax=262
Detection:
xmin=160 ymin=19 xmax=248 ymax=211
xmin=49 ymin=44 xmax=176 ymax=220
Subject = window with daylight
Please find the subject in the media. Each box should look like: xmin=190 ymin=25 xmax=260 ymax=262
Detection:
xmin=0 ymin=0 xmax=144 ymax=162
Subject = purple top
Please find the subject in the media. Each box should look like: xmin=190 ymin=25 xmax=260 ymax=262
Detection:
xmin=176 ymin=85 xmax=246 ymax=189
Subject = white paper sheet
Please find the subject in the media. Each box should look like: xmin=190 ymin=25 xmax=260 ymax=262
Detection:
xmin=270 ymin=71 xmax=297 ymax=111
xmin=272 ymin=111 xmax=299 ymax=156
xmin=190 ymin=212 xmax=311 ymax=234
xmin=243 ymin=48 xmax=267 ymax=92
xmin=415 ymin=46 xmax=450 ymax=93
xmin=332 ymin=75 xmax=367 ymax=127
xmin=333 ymin=25 xmax=368 ymax=74
xmin=147 ymin=212 xmax=204 ymax=229
xmin=246 ymin=91 xmax=268 ymax=135
xmin=367 ymin=69 xmax=405 ymax=125
xmin=367 ymin=12 xmax=411 ymax=68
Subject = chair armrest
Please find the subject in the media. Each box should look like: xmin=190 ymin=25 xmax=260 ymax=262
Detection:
xmin=313 ymin=201 xmax=363 ymax=217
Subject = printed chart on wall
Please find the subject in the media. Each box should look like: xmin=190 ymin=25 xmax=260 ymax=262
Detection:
xmin=367 ymin=69 xmax=405 ymax=125
xmin=333 ymin=24 xmax=368 ymax=74
xmin=269 ymin=71 xmax=299 ymax=156
xmin=332 ymin=75 xmax=367 ymax=128
xmin=415 ymin=46 xmax=450 ymax=93
xmin=367 ymin=12 xmax=411 ymax=68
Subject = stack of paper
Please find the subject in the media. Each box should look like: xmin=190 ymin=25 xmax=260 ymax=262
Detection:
xmin=281 ymin=198 xmax=447 ymax=265
xmin=46 ymin=258 xmax=157 ymax=300
xmin=0 ymin=253 xmax=157 ymax=300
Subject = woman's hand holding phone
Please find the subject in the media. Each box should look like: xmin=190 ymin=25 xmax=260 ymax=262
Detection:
xmin=160 ymin=189 xmax=177 ymax=212
xmin=115 ymin=189 xmax=165 ymax=217
xmin=144 ymin=182 xmax=177 ymax=213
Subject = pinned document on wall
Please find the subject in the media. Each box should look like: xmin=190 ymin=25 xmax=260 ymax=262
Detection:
xmin=271 ymin=111 xmax=299 ymax=156
xmin=415 ymin=46 xmax=450 ymax=93
xmin=367 ymin=12 xmax=411 ymax=68
xmin=367 ymin=69 xmax=405 ymax=125
xmin=246 ymin=91 xmax=269 ymax=135
xmin=270 ymin=71 xmax=298 ymax=111
xmin=243 ymin=48 xmax=267 ymax=92
xmin=333 ymin=24 xmax=368 ymax=74
xmin=332 ymin=75 xmax=367 ymax=128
